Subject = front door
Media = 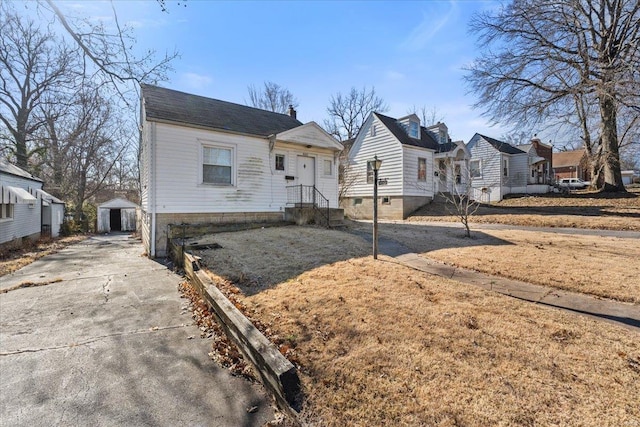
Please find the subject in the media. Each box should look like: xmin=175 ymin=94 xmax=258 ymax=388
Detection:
xmin=297 ymin=156 xmax=315 ymax=187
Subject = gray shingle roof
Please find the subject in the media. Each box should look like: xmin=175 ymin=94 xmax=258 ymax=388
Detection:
xmin=476 ymin=134 xmax=526 ymax=154
xmin=0 ymin=159 xmax=42 ymax=182
xmin=373 ymin=113 xmax=441 ymax=151
xmin=141 ymin=84 xmax=303 ymax=137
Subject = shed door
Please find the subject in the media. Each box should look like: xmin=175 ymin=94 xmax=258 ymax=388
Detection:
xmin=110 ymin=209 xmax=122 ymax=231
xmin=297 ymin=156 xmax=315 ymax=187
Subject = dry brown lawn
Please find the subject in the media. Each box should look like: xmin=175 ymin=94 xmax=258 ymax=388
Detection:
xmin=350 ymin=221 xmax=640 ymax=304
xmin=0 ymin=235 xmax=87 ymax=277
xmin=410 ymin=187 xmax=640 ymax=231
xmin=194 ymin=227 xmax=640 ymax=426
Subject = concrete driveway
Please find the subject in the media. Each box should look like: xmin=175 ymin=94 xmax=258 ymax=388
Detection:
xmin=0 ymin=234 xmax=275 ymax=426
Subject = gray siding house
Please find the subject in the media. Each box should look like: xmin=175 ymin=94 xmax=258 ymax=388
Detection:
xmin=1 ymin=160 xmax=64 ymax=247
xmin=466 ymin=134 xmax=529 ymax=202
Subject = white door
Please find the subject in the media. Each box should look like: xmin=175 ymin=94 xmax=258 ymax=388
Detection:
xmin=297 ymin=156 xmax=315 ymax=187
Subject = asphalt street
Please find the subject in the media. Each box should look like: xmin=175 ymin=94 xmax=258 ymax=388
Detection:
xmin=0 ymin=233 xmax=275 ymax=427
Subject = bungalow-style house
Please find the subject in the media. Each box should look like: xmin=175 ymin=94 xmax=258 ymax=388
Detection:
xmin=553 ymin=149 xmax=591 ymax=182
xmin=341 ymin=113 xmax=469 ymax=219
xmin=466 ymin=134 xmax=529 ymax=202
xmin=516 ymin=136 xmax=553 ymax=185
xmin=139 ymin=84 xmax=343 ymax=257
xmin=1 ymin=160 xmax=64 ymax=248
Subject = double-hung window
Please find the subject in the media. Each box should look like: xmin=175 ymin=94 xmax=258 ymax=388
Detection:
xmin=323 ymin=159 xmax=332 ymax=176
xmin=1 ymin=203 xmax=14 ymax=220
xmin=503 ymin=158 xmax=509 ymax=177
xmin=470 ymin=160 xmax=481 ymax=178
xmin=275 ymin=154 xmax=285 ymax=172
xmin=418 ymin=158 xmax=427 ymax=181
xmin=203 ymin=146 xmax=233 ymax=185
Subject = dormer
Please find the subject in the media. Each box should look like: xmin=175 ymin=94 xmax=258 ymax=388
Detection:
xmin=397 ymin=114 xmax=421 ymax=139
xmin=426 ymin=122 xmax=449 ymax=144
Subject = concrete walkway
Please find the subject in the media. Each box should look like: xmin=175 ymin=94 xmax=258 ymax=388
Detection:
xmin=0 ymin=234 xmax=275 ymax=427
xmin=353 ymin=229 xmax=640 ymax=331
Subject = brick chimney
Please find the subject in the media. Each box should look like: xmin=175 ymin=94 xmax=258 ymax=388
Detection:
xmin=287 ymin=105 xmax=297 ymax=119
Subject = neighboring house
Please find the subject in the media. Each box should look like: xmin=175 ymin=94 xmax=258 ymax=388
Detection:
xmin=139 ymin=84 xmax=343 ymax=257
xmin=39 ymin=189 xmax=65 ymax=238
xmin=0 ymin=160 xmax=64 ymax=248
xmin=466 ymin=134 xmax=529 ymax=202
xmin=97 ymin=198 xmax=138 ymax=233
xmin=621 ymin=170 xmax=635 ymax=185
xmin=516 ymin=136 xmax=553 ymax=185
xmin=342 ymin=113 xmax=469 ymax=220
xmin=553 ymin=149 xmax=591 ymax=182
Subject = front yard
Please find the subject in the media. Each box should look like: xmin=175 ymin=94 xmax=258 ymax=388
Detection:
xmin=192 ymin=226 xmax=639 ymax=426
xmin=410 ymin=187 xmax=640 ymax=231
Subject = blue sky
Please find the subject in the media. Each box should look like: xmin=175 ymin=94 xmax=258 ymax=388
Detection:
xmin=49 ymin=0 xmax=514 ymax=144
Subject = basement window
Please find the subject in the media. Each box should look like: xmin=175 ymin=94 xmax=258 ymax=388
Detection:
xmin=354 ymin=198 xmax=362 ymax=205
xmin=382 ymin=197 xmax=391 ymax=205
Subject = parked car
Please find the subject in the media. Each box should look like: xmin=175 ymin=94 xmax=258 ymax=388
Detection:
xmin=558 ymin=178 xmax=590 ymax=189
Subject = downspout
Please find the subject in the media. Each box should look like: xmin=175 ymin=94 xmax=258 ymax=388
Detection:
xmin=150 ymin=121 xmax=157 ymax=258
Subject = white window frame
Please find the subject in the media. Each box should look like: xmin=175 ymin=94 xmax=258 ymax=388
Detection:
xmin=275 ymin=153 xmax=286 ymax=173
xmin=470 ymin=160 xmax=482 ymax=178
xmin=366 ymin=161 xmax=374 ymax=184
xmin=200 ymin=142 xmax=236 ymax=186
xmin=418 ymin=157 xmax=427 ymax=181
xmin=370 ymin=124 xmax=377 ymax=137
xmin=0 ymin=203 xmax=14 ymax=221
xmin=503 ymin=158 xmax=509 ymax=177
xmin=323 ymin=159 xmax=333 ymax=177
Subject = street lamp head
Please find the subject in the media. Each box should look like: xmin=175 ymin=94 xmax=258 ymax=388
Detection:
xmin=370 ymin=155 xmax=382 ymax=171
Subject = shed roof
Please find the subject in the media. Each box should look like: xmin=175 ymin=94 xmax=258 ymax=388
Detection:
xmin=141 ymin=84 xmax=303 ymax=137
xmin=98 ymin=198 xmax=138 ymax=209
xmin=0 ymin=159 xmax=42 ymax=182
xmin=553 ymin=150 xmax=587 ymax=168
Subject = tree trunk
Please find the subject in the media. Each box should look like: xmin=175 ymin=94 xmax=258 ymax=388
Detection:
xmin=598 ymin=94 xmax=625 ymax=192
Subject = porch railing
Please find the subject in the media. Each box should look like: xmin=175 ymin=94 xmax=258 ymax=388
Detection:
xmin=286 ymin=185 xmax=330 ymax=227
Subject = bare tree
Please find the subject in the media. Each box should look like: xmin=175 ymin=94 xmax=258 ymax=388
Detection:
xmin=439 ymin=163 xmax=480 ymax=238
xmin=0 ymin=3 xmax=77 ymax=168
xmin=246 ymin=81 xmax=298 ymax=113
xmin=465 ymin=0 xmax=640 ymax=192
xmin=41 ymin=1 xmax=177 ymax=92
xmin=323 ymin=86 xmax=388 ymax=141
xmin=407 ymin=105 xmax=445 ymax=127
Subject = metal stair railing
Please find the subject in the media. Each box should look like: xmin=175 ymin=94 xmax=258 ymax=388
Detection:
xmin=286 ymin=185 xmax=331 ymax=227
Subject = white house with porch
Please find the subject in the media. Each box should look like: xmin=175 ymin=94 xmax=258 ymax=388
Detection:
xmin=139 ymin=84 xmax=343 ymax=257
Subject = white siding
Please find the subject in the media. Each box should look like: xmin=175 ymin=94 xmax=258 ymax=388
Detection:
xmin=0 ymin=174 xmax=42 ymax=245
xmin=402 ymin=146 xmax=435 ymax=198
xmin=467 ymin=137 xmax=503 ymax=202
xmin=152 ymin=122 xmax=340 ymax=213
xmin=503 ymin=153 xmax=529 ymax=194
xmin=50 ymin=204 xmax=64 ymax=237
xmin=139 ymin=112 xmax=151 ymax=212
xmin=346 ymin=116 xmax=404 ymax=197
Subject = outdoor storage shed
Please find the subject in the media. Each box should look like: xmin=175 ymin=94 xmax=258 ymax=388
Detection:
xmin=97 ymin=198 xmax=138 ymax=233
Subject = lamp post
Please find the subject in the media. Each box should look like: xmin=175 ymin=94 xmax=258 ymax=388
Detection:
xmin=369 ymin=155 xmax=383 ymax=259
